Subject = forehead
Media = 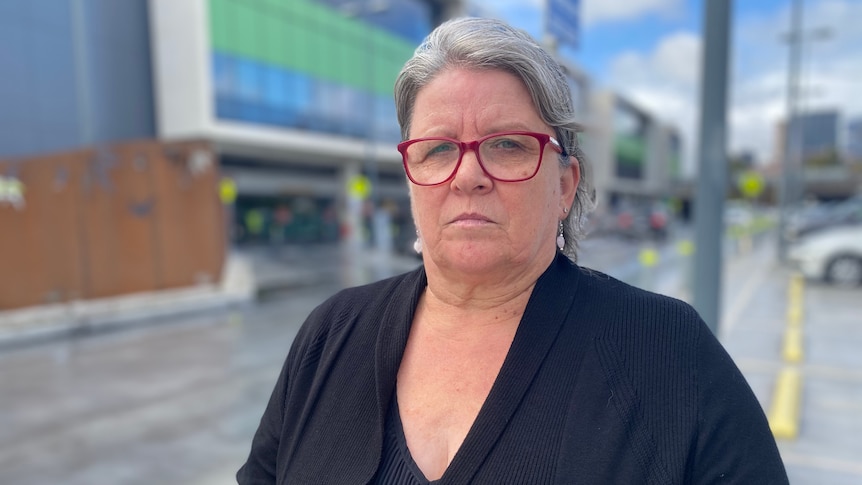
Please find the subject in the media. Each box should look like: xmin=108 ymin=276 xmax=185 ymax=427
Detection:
xmin=410 ymin=68 xmax=544 ymax=135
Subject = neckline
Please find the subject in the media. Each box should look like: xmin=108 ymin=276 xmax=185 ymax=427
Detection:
xmin=392 ymin=394 xmax=443 ymax=485
xmin=375 ymin=253 xmax=582 ymax=483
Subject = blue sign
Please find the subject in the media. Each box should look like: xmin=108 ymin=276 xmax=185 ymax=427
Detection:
xmin=546 ymin=0 xmax=580 ymax=50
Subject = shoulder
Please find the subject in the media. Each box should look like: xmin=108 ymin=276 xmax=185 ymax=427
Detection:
xmin=570 ymin=265 xmax=712 ymax=403
xmin=575 ymin=265 xmax=703 ymax=340
xmin=291 ymin=267 xmax=425 ymax=352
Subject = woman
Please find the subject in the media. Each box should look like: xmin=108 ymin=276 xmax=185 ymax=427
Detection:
xmin=238 ymin=18 xmax=788 ymax=484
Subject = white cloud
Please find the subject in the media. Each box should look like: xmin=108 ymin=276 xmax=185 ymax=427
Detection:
xmin=471 ymin=0 xmax=861 ymax=175
xmin=581 ymin=0 xmax=683 ymax=27
xmin=731 ymin=0 xmax=862 ymax=163
xmin=729 ymin=71 xmax=788 ymax=165
xmin=606 ymin=31 xmax=701 ymax=175
xmin=605 ymin=0 xmax=862 ymax=175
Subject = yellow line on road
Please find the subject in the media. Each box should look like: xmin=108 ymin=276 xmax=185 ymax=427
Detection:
xmin=787 ymin=273 xmax=804 ymax=327
xmin=768 ymin=366 xmax=802 ymax=440
xmin=782 ymin=327 xmax=803 ymax=363
xmin=769 ymin=271 xmax=806 ymax=440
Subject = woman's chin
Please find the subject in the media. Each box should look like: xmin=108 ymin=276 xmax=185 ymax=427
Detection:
xmin=428 ymin=242 xmax=514 ymax=274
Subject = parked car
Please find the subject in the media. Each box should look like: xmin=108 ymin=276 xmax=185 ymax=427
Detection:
xmin=612 ymin=204 xmax=670 ymax=240
xmin=785 ymin=195 xmax=862 ymax=242
xmin=787 ymin=224 xmax=862 ymax=286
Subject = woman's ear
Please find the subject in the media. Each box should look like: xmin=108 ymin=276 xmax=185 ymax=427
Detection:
xmin=560 ymin=156 xmax=580 ymax=211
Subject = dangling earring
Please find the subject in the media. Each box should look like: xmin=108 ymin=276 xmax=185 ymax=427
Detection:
xmin=413 ymin=231 xmax=422 ymax=254
xmin=556 ymin=221 xmax=565 ymax=250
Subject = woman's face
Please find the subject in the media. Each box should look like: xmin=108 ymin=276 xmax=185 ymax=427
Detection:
xmin=408 ymin=68 xmax=579 ymax=278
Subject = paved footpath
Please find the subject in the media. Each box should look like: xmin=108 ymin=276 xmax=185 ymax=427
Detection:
xmin=718 ymin=240 xmax=862 ymax=484
xmin=2 ymin=237 xmax=859 ymax=484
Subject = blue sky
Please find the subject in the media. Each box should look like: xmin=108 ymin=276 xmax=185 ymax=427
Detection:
xmin=470 ymin=0 xmax=862 ymax=176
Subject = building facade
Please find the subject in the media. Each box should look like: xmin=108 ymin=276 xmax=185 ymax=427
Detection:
xmin=846 ymin=118 xmax=862 ymax=165
xmin=0 ymin=0 xmax=156 ymax=159
xmin=775 ymin=110 xmax=859 ymax=201
xmin=2 ymin=0 xmax=684 ymax=252
xmin=587 ymin=89 xmax=684 ymax=224
xmin=150 ymin=0 xmax=446 ymax=251
xmin=790 ymin=110 xmax=840 ymax=167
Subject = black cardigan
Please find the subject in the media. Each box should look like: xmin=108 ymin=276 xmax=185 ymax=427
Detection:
xmin=237 ymin=254 xmax=788 ymax=484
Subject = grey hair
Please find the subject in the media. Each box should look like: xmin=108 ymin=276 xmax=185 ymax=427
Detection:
xmin=394 ymin=17 xmax=596 ymax=261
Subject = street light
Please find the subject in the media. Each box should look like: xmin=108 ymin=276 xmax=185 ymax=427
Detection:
xmin=777 ymin=0 xmax=832 ymax=262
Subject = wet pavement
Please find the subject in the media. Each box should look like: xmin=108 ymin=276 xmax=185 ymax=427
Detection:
xmin=0 ymin=232 xmax=860 ymax=484
xmin=716 ymin=239 xmax=862 ymax=483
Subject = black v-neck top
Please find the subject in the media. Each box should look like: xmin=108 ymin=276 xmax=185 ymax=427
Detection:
xmin=373 ymin=395 xmax=441 ymax=485
xmin=237 ymin=254 xmax=788 ymax=484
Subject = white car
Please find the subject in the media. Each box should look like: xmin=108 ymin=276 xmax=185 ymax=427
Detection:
xmin=788 ymin=224 xmax=862 ymax=286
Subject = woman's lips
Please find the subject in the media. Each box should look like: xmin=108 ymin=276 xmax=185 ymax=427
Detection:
xmin=449 ymin=213 xmax=493 ymax=226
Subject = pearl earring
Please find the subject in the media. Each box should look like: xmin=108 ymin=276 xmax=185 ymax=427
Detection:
xmin=557 ymin=221 xmax=565 ymax=250
xmin=413 ymin=232 xmax=422 ymax=254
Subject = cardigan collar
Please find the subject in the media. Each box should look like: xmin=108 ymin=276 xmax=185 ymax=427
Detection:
xmin=374 ymin=253 xmax=582 ymax=483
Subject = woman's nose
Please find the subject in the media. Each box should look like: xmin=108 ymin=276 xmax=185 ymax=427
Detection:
xmin=450 ymin=148 xmax=492 ymax=192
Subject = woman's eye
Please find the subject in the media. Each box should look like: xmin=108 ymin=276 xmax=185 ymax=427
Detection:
xmin=427 ymin=142 xmax=456 ymax=156
xmin=490 ymin=138 xmax=522 ymax=150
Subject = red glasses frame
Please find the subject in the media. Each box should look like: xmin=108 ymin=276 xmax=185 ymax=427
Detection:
xmin=396 ymin=131 xmax=565 ymax=186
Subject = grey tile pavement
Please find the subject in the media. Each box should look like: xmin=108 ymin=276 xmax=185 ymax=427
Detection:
xmin=718 ymin=244 xmax=862 ymax=484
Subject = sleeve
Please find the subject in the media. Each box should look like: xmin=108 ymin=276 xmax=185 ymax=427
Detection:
xmin=690 ymin=326 xmax=789 ymax=484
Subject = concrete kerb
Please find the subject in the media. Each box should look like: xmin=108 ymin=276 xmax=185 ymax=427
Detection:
xmin=0 ymin=248 xmax=423 ymax=349
xmin=0 ymin=252 xmax=258 ymax=350
xmin=0 ymin=288 xmax=249 ymax=350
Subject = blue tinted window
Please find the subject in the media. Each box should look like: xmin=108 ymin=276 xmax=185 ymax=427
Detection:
xmin=213 ymin=53 xmax=238 ymax=98
xmin=264 ymin=67 xmax=289 ymax=108
xmin=236 ymin=58 xmax=263 ymax=102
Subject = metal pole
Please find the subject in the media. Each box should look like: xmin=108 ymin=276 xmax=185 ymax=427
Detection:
xmin=693 ymin=0 xmax=732 ymax=334
xmin=71 ymin=0 xmax=94 ymax=146
xmin=777 ymin=0 xmax=803 ymax=262
xmin=363 ymin=4 xmax=386 ymax=252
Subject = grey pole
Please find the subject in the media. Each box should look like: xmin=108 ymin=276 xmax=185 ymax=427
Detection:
xmin=778 ymin=0 xmax=804 ymax=262
xmin=693 ymin=0 xmax=733 ymax=334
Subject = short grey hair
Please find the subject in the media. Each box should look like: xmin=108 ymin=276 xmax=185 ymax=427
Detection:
xmin=394 ymin=17 xmax=596 ymax=260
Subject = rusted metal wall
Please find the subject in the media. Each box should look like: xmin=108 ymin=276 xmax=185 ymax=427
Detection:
xmin=0 ymin=139 xmax=224 ymax=310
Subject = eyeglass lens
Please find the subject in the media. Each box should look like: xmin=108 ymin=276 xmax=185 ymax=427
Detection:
xmin=404 ymin=133 xmax=543 ymax=184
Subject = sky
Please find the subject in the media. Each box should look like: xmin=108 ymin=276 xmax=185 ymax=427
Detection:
xmin=469 ymin=0 xmax=862 ymax=177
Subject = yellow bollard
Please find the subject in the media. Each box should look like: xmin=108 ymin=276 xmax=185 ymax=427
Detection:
xmin=676 ymin=239 xmax=695 ymax=257
xmin=636 ymin=247 xmax=660 ymax=291
xmin=638 ymin=248 xmax=659 ymax=267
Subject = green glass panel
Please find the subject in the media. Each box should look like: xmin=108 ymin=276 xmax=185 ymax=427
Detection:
xmin=209 ymin=0 xmax=228 ymax=51
xmin=233 ymin=1 xmax=258 ymax=59
xmin=670 ymin=155 xmax=680 ymax=177
xmin=262 ymin=15 xmax=283 ymax=66
xmin=314 ymin=27 xmax=338 ymax=80
xmin=208 ymin=0 xmax=419 ymax=93
xmin=340 ymin=35 xmax=366 ymax=87
xmin=285 ymin=23 xmax=304 ymax=68
xmin=614 ymin=135 xmax=646 ymax=166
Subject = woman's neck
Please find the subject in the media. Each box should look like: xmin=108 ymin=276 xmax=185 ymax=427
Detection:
xmin=418 ymin=255 xmax=554 ymax=337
